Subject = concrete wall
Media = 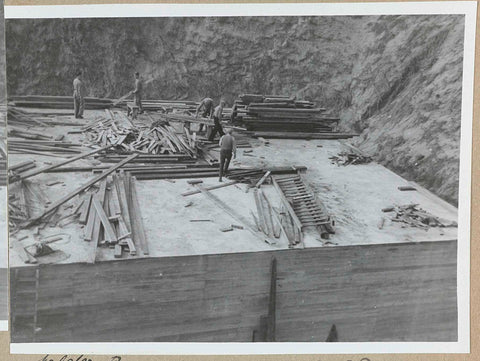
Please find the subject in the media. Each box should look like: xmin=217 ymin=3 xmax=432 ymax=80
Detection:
xmin=11 ymin=241 xmax=457 ymax=343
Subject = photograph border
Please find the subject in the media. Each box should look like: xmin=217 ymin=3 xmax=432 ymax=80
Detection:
xmin=3 ymin=0 xmax=477 ymax=356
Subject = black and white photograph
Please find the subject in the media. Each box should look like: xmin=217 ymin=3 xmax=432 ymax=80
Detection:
xmin=0 ymin=0 xmax=9 ymax=330
xmin=4 ymin=2 xmax=475 ymax=354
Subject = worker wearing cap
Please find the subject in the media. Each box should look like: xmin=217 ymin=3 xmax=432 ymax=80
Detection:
xmin=73 ymin=70 xmax=85 ymax=119
xmin=208 ymin=100 xmax=226 ymax=142
xmin=132 ymin=72 xmax=143 ymax=114
xmin=195 ymin=97 xmax=214 ymax=132
xmin=218 ymin=128 xmax=236 ymax=182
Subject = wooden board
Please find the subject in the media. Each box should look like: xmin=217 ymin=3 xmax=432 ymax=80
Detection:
xmin=10 ymin=241 xmax=457 ymax=343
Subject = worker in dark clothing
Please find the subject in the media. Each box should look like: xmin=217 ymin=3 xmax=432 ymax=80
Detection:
xmin=195 ymin=97 xmax=214 ymax=132
xmin=208 ymin=100 xmax=226 ymax=142
xmin=73 ymin=70 xmax=85 ymax=119
xmin=132 ymin=72 xmax=143 ymax=114
xmin=218 ymin=128 xmax=236 ymax=182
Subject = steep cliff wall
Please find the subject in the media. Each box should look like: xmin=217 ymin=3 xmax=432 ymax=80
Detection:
xmin=0 ymin=1 xmax=5 ymax=101
xmin=5 ymin=15 xmax=464 ymax=204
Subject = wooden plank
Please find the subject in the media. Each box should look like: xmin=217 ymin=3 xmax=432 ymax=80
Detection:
xmin=78 ymin=194 xmax=93 ymax=225
xmin=92 ymin=197 xmax=118 ymax=244
xmin=15 ymin=145 xmax=112 ymax=181
xmin=253 ymin=189 xmax=268 ymax=235
xmin=26 ymin=153 xmax=139 ymax=225
xmin=255 ymin=171 xmax=271 ymax=188
xmin=130 ymin=177 xmax=149 ymax=255
xmin=197 ymin=185 xmax=275 ymax=245
xmin=266 ymin=257 xmax=277 ymax=342
xmin=182 ymin=181 xmax=238 ymax=197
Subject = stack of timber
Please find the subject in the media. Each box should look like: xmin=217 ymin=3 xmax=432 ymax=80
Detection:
xmin=228 ymin=166 xmax=307 ymax=186
xmin=7 ymin=106 xmax=85 ymax=127
xmin=382 ymin=204 xmax=458 ymax=229
xmin=9 ymin=95 xmax=113 ymax=110
xmin=232 ymin=93 xmax=350 ymax=138
xmin=118 ymin=99 xmax=198 ymax=113
xmin=40 ymin=162 xmax=306 ymax=181
xmin=272 ymin=173 xmax=335 ymax=240
xmin=94 ymin=164 xmax=305 ymax=181
xmin=85 ymin=112 xmax=197 ymax=157
xmin=80 ymin=171 xmax=149 ymax=261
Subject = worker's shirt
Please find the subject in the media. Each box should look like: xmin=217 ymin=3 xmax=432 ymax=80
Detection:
xmin=133 ymin=79 xmax=143 ymax=96
xmin=213 ymin=105 xmax=223 ymax=119
xmin=73 ymin=78 xmax=84 ymax=98
xmin=219 ymin=134 xmax=236 ymax=152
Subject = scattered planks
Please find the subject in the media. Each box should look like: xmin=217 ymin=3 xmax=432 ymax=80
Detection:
xmin=382 ymin=204 xmax=458 ymax=229
xmin=25 ymin=154 xmax=139 ymax=226
xmin=329 ymin=151 xmax=373 ymax=166
xmin=86 ymin=113 xmax=197 ymax=157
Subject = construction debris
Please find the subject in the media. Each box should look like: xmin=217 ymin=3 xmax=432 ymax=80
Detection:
xmin=382 ymin=204 xmax=458 ymax=229
xmin=86 ymin=117 xmax=197 ymax=157
xmin=329 ymin=151 xmax=373 ymax=166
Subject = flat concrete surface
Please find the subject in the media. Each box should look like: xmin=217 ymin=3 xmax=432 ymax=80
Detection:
xmin=8 ymin=108 xmax=458 ymax=266
xmin=10 ymin=240 xmax=457 ymax=342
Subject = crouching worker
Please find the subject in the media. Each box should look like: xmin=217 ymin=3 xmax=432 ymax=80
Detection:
xmin=218 ymin=128 xmax=236 ymax=182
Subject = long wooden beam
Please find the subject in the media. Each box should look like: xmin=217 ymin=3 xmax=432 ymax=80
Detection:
xmin=14 ymin=145 xmax=112 ymax=181
xmin=266 ymin=257 xmax=277 ymax=342
xmin=196 ymin=184 xmax=275 ymax=245
xmin=25 ymin=154 xmax=139 ymax=226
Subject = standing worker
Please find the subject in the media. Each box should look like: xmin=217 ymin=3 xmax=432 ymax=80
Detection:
xmin=208 ymin=100 xmax=226 ymax=141
xmin=218 ymin=128 xmax=236 ymax=182
xmin=195 ymin=97 xmax=214 ymax=132
xmin=73 ymin=70 xmax=85 ymax=119
xmin=132 ymin=72 xmax=143 ymax=114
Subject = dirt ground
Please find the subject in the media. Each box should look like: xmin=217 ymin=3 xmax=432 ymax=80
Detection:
xmin=8 ymin=109 xmax=458 ymax=267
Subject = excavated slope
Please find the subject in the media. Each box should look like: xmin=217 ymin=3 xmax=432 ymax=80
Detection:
xmin=5 ymin=15 xmax=464 ymax=204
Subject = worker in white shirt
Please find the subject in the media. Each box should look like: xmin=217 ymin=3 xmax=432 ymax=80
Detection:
xmin=208 ymin=100 xmax=226 ymax=142
xmin=218 ymin=128 xmax=236 ymax=182
xmin=73 ymin=70 xmax=85 ymax=119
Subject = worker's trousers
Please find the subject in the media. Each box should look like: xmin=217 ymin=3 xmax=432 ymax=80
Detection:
xmin=134 ymin=94 xmax=143 ymax=113
xmin=208 ymin=117 xmax=225 ymax=141
xmin=219 ymin=149 xmax=233 ymax=179
xmin=73 ymin=95 xmax=84 ymax=118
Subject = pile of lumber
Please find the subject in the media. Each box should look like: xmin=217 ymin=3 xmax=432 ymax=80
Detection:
xmin=7 ymin=106 xmax=85 ymax=127
xmin=329 ymin=151 xmax=373 ymax=166
xmin=382 ymin=204 xmax=458 ymax=229
xmin=9 ymin=94 xmax=201 ymax=113
xmin=85 ymin=116 xmax=197 ymax=157
xmin=78 ymin=171 xmax=149 ymax=260
xmin=120 ymin=99 xmax=198 ymax=113
xmin=232 ymin=94 xmax=340 ymax=133
xmin=252 ymin=188 xmax=282 ymax=241
xmin=9 ymin=95 xmax=112 ymax=110
xmin=228 ymin=166 xmax=307 ymax=185
xmin=8 ymin=138 xmax=85 ymax=156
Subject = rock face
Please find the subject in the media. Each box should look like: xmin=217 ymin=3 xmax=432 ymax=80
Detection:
xmin=0 ymin=1 xmax=5 ymax=101
xmin=5 ymin=15 xmax=464 ymax=204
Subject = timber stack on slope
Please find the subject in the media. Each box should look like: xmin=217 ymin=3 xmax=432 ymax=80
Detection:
xmin=233 ymin=94 xmax=336 ymax=131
